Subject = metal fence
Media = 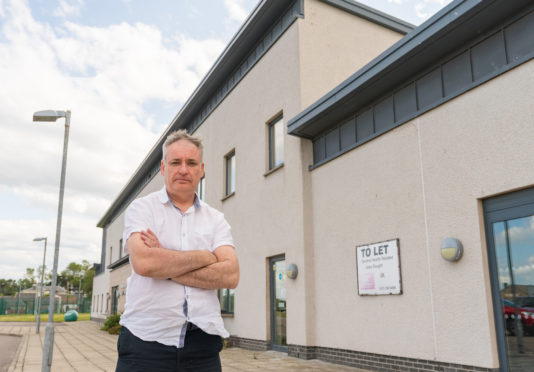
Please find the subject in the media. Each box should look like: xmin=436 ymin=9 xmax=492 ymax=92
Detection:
xmin=0 ymin=296 xmax=92 ymax=315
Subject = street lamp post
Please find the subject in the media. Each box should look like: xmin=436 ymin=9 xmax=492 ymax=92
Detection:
xmin=33 ymin=237 xmax=47 ymax=334
xmin=33 ymin=110 xmax=71 ymax=372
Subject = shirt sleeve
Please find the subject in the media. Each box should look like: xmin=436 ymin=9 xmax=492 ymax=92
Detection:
xmin=122 ymin=199 xmax=153 ymax=254
xmin=212 ymin=214 xmax=235 ymax=251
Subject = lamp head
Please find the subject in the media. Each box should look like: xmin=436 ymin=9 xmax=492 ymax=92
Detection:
xmin=33 ymin=110 xmax=66 ymax=122
xmin=33 ymin=237 xmax=47 ymax=242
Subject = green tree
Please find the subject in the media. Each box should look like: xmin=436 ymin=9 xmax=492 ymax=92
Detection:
xmin=0 ymin=279 xmax=18 ymax=296
xmin=24 ymin=267 xmax=36 ymax=284
xmin=17 ymin=277 xmax=33 ymax=291
xmin=36 ymin=265 xmax=52 ymax=284
xmin=82 ymin=266 xmax=95 ymax=297
xmin=59 ymin=260 xmax=93 ymax=296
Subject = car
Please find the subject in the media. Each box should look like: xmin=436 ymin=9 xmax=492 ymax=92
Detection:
xmin=502 ymin=298 xmax=534 ymax=336
xmin=516 ymin=296 xmax=534 ymax=309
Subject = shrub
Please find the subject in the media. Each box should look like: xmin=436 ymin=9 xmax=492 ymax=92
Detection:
xmin=101 ymin=313 xmax=121 ymax=334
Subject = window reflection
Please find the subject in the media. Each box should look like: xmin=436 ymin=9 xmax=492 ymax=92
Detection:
xmin=493 ymin=215 xmax=534 ymax=370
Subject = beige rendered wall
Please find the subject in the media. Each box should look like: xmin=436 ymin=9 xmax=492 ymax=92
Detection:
xmin=192 ymin=1 xmax=406 ymax=346
xmin=94 ymin=0 xmax=412 ymax=347
xmin=308 ymin=60 xmax=534 ymax=367
xmin=193 ymin=21 xmax=306 ymax=343
xmin=109 ymin=264 xmax=131 ymax=314
xmin=298 ymin=0 xmax=406 ymax=109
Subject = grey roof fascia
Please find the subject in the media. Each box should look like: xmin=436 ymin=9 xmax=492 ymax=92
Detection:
xmin=97 ymin=0 xmax=297 ymax=228
xmin=319 ymin=0 xmax=415 ymax=34
xmin=287 ymin=0 xmax=488 ymax=138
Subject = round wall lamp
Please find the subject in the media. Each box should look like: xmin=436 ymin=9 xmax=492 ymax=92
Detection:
xmin=286 ymin=263 xmax=298 ymax=279
xmin=440 ymin=237 xmax=463 ymax=262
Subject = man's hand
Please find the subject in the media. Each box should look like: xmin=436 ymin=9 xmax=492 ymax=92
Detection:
xmin=141 ymin=229 xmax=162 ymax=249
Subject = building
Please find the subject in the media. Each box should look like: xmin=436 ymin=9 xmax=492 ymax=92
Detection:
xmin=93 ymin=0 xmax=534 ymax=371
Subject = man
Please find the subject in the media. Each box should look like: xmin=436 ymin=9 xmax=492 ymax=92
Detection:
xmin=116 ymin=129 xmax=239 ymax=372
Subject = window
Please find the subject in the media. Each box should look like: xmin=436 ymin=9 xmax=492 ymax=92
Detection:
xmin=268 ymin=115 xmax=284 ymax=170
xmin=109 ymin=246 xmax=113 ymax=265
xmin=197 ymin=176 xmax=205 ymax=200
xmin=225 ymin=150 xmax=236 ymax=196
xmin=119 ymin=239 xmax=123 ymax=259
xmin=218 ymin=288 xmax=235 ymax=314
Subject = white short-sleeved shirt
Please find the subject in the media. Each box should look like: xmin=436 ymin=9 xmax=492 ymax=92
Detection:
xmin=119 ymin=186 xmax=234 ymax=348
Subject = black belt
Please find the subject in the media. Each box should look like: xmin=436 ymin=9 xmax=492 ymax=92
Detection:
xmin=186 ymin=322 xmax=199 ymax=331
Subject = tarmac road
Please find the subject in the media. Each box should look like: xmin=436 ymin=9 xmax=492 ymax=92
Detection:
xmin=0 ymin=334 xmax=22 ymax=372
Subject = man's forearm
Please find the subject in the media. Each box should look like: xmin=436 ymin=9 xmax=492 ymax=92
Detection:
xmin=171 ymin=260 xmax=239 ymax=289
xmin=130 ymin=241 xmax=217 ymax=279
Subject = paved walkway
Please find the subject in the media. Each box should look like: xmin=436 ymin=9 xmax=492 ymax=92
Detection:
xmin=0 ymin=321 xmax=369 ymax=372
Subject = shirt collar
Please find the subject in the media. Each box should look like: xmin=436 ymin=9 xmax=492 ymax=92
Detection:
xmin=157 ymin=186 xmax=201 ymax=209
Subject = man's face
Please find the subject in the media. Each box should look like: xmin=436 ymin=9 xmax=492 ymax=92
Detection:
xmin=161 ymin=140 xmax=204 ymax=198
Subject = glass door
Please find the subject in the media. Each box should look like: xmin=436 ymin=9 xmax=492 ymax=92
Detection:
xmin=111 ymin=286 xmax=119 ymax=315
xmin=484 ymin=189 xmax=534 ymax=371
xmin=269 ymin=255 xmax=287 ymax=351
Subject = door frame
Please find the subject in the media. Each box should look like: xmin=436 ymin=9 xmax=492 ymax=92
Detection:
xmin=269 ymin=254 xmax=287 ymax=352
xmin=483 ymin=187 xmax=534 ymax=372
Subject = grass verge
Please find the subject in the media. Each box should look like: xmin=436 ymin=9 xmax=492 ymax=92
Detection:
xmin=0 ymin=313 xmax=91 ymax=322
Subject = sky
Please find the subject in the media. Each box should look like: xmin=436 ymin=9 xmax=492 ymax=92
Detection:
xmin=0 ymin=0 xmax=453 ymax=281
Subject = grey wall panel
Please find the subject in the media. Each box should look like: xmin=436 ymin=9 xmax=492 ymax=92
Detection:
xmin=394 ymin=83 xmax=417 ymax=122
xmin=505 ymin=11 xmax=534 ymax=63
xmin=471 ymin=32 xmax=507 ymax=81
xmin=325 ymin=128 xmax=340 ymax=158
xmin=309 ymin=7 xmax=534 ymax=169
xmin=340 ymin=117 xmax=356 ymax=150
xmin=313 ymin=136 xmax=326 ymax=163
xmin=356 ymin=108 xmax=374 ymax=141
xmin=374 ymin=96 xmax=394 ymax=133
xmin=416 ymin=68 xmax=442 ymax=110
xmin=442 ymin=51 xmax=472 ymax=96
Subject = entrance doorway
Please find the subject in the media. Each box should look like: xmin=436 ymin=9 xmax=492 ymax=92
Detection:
xmin=269 ymin=255 xmax=287 ymax=351
xmin=484 ymin=188 xmax=534 ymax=371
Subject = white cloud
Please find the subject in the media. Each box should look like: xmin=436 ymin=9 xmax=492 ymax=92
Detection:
xmin=494 ymin=216 xmax=534 ymax=248
xmin=0 ymin=0 xmax=227 ymax=279
xmin=224 ymin=0 xmax=249 ymax=24
xmin=53 ymin=0 xmax=84 ymax=18
xmin=414 ymin=0 xmax=452 ymax=21
xmin=388 ymin=0 xmax=404 ymax=4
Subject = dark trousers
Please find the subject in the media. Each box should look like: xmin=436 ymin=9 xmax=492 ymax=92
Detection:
xmin=115 ymin=326 xmax=223 ymax=372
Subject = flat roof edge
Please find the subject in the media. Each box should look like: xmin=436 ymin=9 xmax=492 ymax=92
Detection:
xmin=288 ymin=0 xmax=482 ymax=136
xmin=319 ymin=0 xmax=415 ymax=33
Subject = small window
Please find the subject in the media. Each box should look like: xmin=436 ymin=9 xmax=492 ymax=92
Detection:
xmin=109 ymin=246 xmax=113 ymax=265
xmin=218 ymin=288 xmax=235 ymax=314
xmin=268 ymin=115 xmax=284 ymax=170
xmin=119 ymin=239 xmax=123 ymax=259
xmin=225 ymin=151 xmax=236 ymax=196
xmin=197 ymin=176 xmax=205 ymax=200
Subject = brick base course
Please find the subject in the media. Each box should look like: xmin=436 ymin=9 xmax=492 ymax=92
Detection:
xmin=228 ymin=337 xmax=499 ymax=372
xmin=227 ymin=336 xmax=269 ymax=351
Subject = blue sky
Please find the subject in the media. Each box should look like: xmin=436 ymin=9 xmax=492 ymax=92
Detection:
xmin=0 ymin=0 xmax=452 ymax=280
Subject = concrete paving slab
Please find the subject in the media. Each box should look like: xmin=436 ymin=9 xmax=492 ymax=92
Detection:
xmin=1 ymin=321 xmax=370 ymax=372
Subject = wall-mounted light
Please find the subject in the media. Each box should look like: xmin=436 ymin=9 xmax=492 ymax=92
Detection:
xmin=440 ymin=237 xmax=463 ymax=262
xmin=286 ymin=263 xmax=298 ymax=279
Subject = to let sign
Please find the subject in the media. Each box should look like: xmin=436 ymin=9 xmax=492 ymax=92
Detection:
xmin=356 ymin=239 xmax=402 ymax=295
